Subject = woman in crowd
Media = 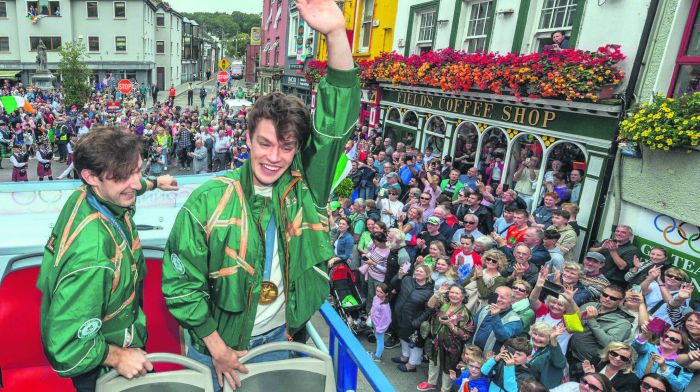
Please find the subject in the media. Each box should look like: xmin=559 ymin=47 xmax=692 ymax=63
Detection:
xmin=328 ymin=217 xmax=354 ymax=268
xmin=625 ymin=247 xmax=672 ymax=286
xmin=511 ymin=279 xmax=536 ymax=331
xmin=417 ymin=241 xmax=447 ymax=269
xmin=642 ymin=266 xmax=690 ymax=323
xmin=550 ymin=373 xmax=615 ymax=392
xmin=392 ymin=264 xmax=435 ymax=373
xmin=472 ymin=235 xmax=496 ymax=255
xmin=384 ymin=228 xmax=411 ymax=285
xmin=431 ymin=257 xmax=458 ymax=292
xmin=527 ymin=322 xmax=567 ymax=389
xmin=632 ymin=325 xmax=692 ymax=391
xmin=418 ymin=284 xmax=474 ymax=392
xmin=583 ymin=341 xmax=640 ymax=392
xmin=363 ymin=231 xmax=389 ymax=312
xmin=463 ymin=249 xmax=508 ymax=314
xmin=398 ymin=206 xmax=423 ymax=260
xmin=640 ymin=374 xmax=674 ymax=392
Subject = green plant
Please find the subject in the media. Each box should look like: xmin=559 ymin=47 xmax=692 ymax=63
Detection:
xmin=334 ymin=177 xmax=354 ymax=199
xmin=57 ymin=40 xmax=91 ymax=108
xmin=619 ymin=92 xmax=700 ymax=150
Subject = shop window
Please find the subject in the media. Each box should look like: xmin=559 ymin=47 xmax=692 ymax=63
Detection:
xmin=423 ymin=116 xmax=446 ymax=156
xmin=462 ymin=0 xmax=492 ymax=53
xmin=453 ymin=122 xmax=479 ymax=173
xmin=505 ymin=134 xmax=545 ymax=210
xmin=542 ymin=142 xmax=586 ymax=205
xmin=387 ymin=108 xmax=401 ymax=122
xmin=402 ymin=111 xmax=419 ymax=127
xmin=477 ymin=128 xmax=508 ymax=185
xmin=670 ymin=3 xmax=700 ymax=96
xmin=532 ymin=0 xmax=577 ymax=52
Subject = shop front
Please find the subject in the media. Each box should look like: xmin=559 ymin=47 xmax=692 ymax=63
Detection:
xmin=378 ymin=85 xmax=623 ymax=260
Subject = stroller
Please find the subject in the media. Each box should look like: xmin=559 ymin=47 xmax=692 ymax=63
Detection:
xmin=328 ymin=261 xmax=368 ymax=334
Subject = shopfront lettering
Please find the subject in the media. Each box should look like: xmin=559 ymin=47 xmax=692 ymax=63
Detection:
xmin=391 ymin=91 xmax=557 ymax=129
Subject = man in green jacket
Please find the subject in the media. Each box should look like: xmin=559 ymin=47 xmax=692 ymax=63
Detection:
xmin=38 ymin=128 xmax=178 ymax=391
xmin=161 ymin=0 xmax=360 ymax=391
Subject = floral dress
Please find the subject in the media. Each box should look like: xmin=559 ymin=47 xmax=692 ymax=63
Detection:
xmin=430 ymin=298 xmax=475 ymax=373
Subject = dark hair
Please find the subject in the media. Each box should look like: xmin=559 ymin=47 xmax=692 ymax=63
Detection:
xmin=605 ymin=284 xmax=625 ymax=296
xmin=504 ymin=203 xmax=519 ymax=213
xmin=74 ymin=126 xmax=143 ymax=182
xmin=550 ymin=30 xmax=566 ymax=39
xmin=460 ymin=234 xmax=475 ymax=243
xmin=337 ymin=217 xmax=351 ymax=227
xmin=246 ymin=92 xmax=310 ymax=149
xmin=376 ymin=282 xmax=391 ymax=303
xmin=543 ymin=228 xmax=561 ymax=241
xmin=513 ymin=209 xmax=529 ymax=218
xmin=517 ymin=380 xmax=548 ymax=392
xmin=505 ymin=336 xmax=532 ymax=354
xmin=374 ymin=221 xmax=388 ymax=233
xmin=371 ymin=231 xmax=387 ymax=243
xmin=641 ymin=374 xmax=672 ymax=392
xmin=552 ymin=209 xmax=571 ymax=220
xmin=581 ymin=373 xmax=615 ymax=392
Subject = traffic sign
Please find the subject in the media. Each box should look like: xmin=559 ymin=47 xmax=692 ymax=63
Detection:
xmin=217 ymin=71 xmax=229 ymax=83
xmin=218 ymin=58 xmax=230 ymax=71
xmin=117 ymin=79 xmax=132 ymax=94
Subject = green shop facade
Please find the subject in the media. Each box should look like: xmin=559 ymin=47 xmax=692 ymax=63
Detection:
xmin=378 ymin=84 xmax=623 ymax=260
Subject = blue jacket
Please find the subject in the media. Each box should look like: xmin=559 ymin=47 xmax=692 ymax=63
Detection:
xmin=453 ymin=371 xmax=489 ymax=392
xmin=471 ymin=306 xmax=523 ymax=353
xmin=481 ymin=358 xmax=517 ymax=392
xmin=334 ymin=231 xmax=354 ymax=261
xmin=632 ymin=339 xmax=691 ymax=392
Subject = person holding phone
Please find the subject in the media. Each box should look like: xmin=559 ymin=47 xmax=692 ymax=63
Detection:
xmin=632 ymin=325 xmax=692 ymax=391
xmin=641 ymin=266 xmax=690 ymax=324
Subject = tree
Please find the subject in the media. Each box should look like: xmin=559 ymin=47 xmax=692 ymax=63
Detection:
xmin=58 ymin=40 xmax=91 ymax=108
xmin=226 ymin=33 xmax=250 ymax=59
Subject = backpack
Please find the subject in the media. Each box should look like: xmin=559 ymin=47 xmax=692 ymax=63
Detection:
xmin=200 ymin=87 xmax=206 ymax=97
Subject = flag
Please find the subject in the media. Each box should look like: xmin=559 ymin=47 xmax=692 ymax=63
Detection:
xmin=0 ymin=96 xmax=36 ymax=114
xmin=330 ymin=144 xmax=357 ymax=194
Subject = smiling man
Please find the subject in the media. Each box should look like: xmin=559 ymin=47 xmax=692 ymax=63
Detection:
xmin=160 ymin=0 xmax=360 ymax=391
xmin=37 ymin=128 xmax=178 ymax=391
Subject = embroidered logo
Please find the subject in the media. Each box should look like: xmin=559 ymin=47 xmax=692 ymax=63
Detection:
xmin=77 ymin=318 xmax=102 ymax=339
xmin=170 ymin=253 xmax=186 ymax=275
xmin=46 ymin=234 xmax=56 ymax=254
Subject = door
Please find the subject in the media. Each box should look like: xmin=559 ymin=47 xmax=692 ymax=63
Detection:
xmin=156 ymin=67 xmax=165 ymax=91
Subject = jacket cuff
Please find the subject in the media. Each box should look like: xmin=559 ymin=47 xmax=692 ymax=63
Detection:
xmin=325 ymin=65 xmax=359 ymax=88
xmin=192 ymin=317 xmax=218 ymax=340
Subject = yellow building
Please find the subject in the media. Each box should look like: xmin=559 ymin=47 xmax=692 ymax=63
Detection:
xmin=316 ymin=0 xmax=397 ymax=62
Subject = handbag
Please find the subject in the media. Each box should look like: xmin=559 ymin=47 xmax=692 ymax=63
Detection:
xmin=563 ymin=312 xmax=584 ymax=333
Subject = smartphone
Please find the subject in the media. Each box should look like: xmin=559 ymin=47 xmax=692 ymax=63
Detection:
xmin=631 ymin=285 xmax=642 ymax=294
xmin=488 ymin=292 xmax=499 ymax=305
xmin=502 ymin=184 xmax=509 ymax=192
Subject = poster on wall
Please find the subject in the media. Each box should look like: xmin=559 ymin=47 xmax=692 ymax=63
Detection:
xmin=634 ymin=208 xmax=700 ymax=288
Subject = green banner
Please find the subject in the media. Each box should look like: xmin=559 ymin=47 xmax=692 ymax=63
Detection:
xmin=381 ymin=89 xmax=620 ymax=140
xmin=634 ymin=236 xmax=700 ymax=292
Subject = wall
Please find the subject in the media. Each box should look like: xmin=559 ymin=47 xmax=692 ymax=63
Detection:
xmin=351 ymin=0 xmax=397 ymax=59
xmin=487 ymin=0 xmax=520 ymax=53
xmin=0 ymin=0 xmax=19 ymax=60
xmin=261 ymin=0 xmax=288 ymax=67
xmin=16 ymin=0 xmax=73 ymax=64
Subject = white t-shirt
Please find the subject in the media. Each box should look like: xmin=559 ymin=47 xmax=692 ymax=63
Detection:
xmin=251 ymin=185 xmax=286 ymax=336
xmin=536 ymin=305 xmax=572 ymax=355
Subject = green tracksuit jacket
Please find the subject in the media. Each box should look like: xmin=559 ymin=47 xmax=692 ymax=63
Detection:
xmin=38 ymin=180 xmax=150 ymax=378
xmin=162 ymin=66 xmax=360 ymax=353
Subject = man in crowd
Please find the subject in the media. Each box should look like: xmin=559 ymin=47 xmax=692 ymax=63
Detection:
xmin=589 ymin=224 xmax=641 ymax=289
xmin=500 ymin=243 xmax=540 ymax=287
xmin=471 ymin=286 xmax=523 ymax=353
xmin=38 ymin=128 xmax=178 ymax=391
xmin=161 ymin=1 xmax=360 ymax=390
xmin=548 ymin=209 xmax=578 ymax=260
xmin=578 ymin=251 xmax=611 ymax=300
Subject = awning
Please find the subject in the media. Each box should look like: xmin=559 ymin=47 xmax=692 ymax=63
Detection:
xmin=0 ymin=70 xmax=20 ymax=79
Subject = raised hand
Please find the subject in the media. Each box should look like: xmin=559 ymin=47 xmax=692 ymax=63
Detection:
xmin=678 ymin=282 xmax=694 ymax=300
xmin=449 ymin=369 xmax=457 ymax=380
xmin=633 ymin=255 xmax=641 ymax=269
xmin=582 ymin=359 xmax=595 ymax=374
xmin=649 ymin=265 xmax=662 ymax=281
xmin=584 ymin=306 xmax=598 ymax=319
xmin=296 ymin=0 xmax=345 ymax=35
xmin=536 ymin=264 xmax=550 ymax=287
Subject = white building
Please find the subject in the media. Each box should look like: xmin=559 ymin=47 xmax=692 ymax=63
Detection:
xmin=0 ymin=0 xmax=184 ymax=86
xmin=154 ymin=1 xmax=182 ymax=89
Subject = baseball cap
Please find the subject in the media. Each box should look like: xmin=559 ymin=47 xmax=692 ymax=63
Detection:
xmin=585 ymin=251 xmax=606 ymax=263
xmin=426 ymin=216 xmax=441 ymax=225
xmin=330 ymin=201 xmax=341 ymax=212
xmin=386 ymin=172 xmax=398 ymax=178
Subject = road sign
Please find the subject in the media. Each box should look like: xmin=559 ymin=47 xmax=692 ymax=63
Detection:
xmin=117 ymin=79 xmax=132 ymax=94
xmin=217 ymin=71 xmax=229 ymax=83
xmin=218 ymin=58 xmax=230 ymax=71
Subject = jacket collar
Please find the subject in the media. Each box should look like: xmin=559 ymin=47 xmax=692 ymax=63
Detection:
xmin=87 ymin=185 xmax=133 ymax=219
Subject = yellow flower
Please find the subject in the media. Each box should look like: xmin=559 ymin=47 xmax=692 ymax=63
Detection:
xmin=666 ymin=112 xmax=674 ymax=119
xmin=664 ymin=147 xmax=670 ymax=151
xmin=666 ymin=139 xmax=673 ymax=145
xmin=657 ymin=143 xmax=663 ymax=148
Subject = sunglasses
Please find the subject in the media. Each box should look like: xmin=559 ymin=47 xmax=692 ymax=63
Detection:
xmin=663 ymin=334 xmax=682 ymax=344
xmin=420 ymin=196 xmax=431 ymax=200
xmin=484 ymin=257 xmax=498 ymax=264
xmin=640 ymin=381 xmax=666 ymax=392
xmin=389 ymin=192 xmax=398 ymax=195
xmin=465 ymin=221 xmax=477 ymax=225
xmin=609 ymin=350 xmax=630 ymax=362
xmin=601 ymin=292 xmax=622 ymax=301
xmin=513 ymin=286 xmax=528 ymax=293
xmin=665 ymin=274 xmax=683 ymax=281
xmin=581 ymin=378 xmax=603 ymax=392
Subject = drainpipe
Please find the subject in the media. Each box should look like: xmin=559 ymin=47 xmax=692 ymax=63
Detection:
xmin=588 ymin=0 xmax=660 ymax=242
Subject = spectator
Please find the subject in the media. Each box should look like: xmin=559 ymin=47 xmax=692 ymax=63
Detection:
xmin=583 ymin=341 xmax=640 ymax=392
xmin=529 ymin=268 xmax=580 ymax=354
xmin=327 ymin=217 xmax=354 ymax=267
xmin=500 ymin=243 xmax=540 ymax=287
xmin=548 ymin=209 xmax=578 ymax=260
xmin=463 ymin=192 xmax=494 ymax=235
xmin=463 ymin=249 xmax=508 ymax=314
xmin=368 ymin=283 xmax=392 ymax=362
xmin=550 ymin=373 xmax=615 ymax=392
xmin=416 ymin=216 xmax=449 ymax=258
xmin=480 ymin=337 xmax=536 ymax=391
xmin=189 ymin=139 xmax=208 ymax=174
xmin=527 ymin=322 xmax=567 ymax=389
xmin=632 ymin=326 xmax=692 ymax=391
xmin=542 ymin=228 xmax=565 ymax=270
xmin=550 ymin=30 xmax=570 ymax=50
xmin=579 ymin=251 xmax=611 ymax=300
xmin=511 ymin=279 xmax=536 ymax=330
xmin=625 ymin=247 xmax=672 ymax=286
xmin=439 ymin=168 xmax=464 ymax=200
xmin=531 ymin=192 xmax=559 ymax=229
xmin=473 ymin=235 xmax=496 ymax=255
xmin=641 ymin=266 xmax=690 ymax=324
xmin=363 ymin=231 xmax=389 ymax=312
xmin=493 ymin=203 xmax=517 ymax=239
xmin=589 ymin=225 xmax=641 ymax=289
xmin=505 ymin=209 xmax=530 ymax=247
xmin=451 ymin=214 xmax=484 ymax=250
xmin=348 ymin=198 xmax=368 ymax=242
xmin=392 ymin=264 xmax=435 ymax=372
xmin=471 ymin=286 xmax=523 ymax=353
xmin=384 ymin=228 xmax=411 ymax=285
xmin=418 ymin=240 xmax=447 ymax=270
xmin=431 ymin=257 xmax=458 ymax=291
xmin=451 ymin=234 xmax=482 ymax=284
xmin=449 ymin=353 xmax=489 ymax=392
xmin=569 ymin=169 xmax=583 ymax=205
xmin=397 ymin=206 xmax=423 ymax=260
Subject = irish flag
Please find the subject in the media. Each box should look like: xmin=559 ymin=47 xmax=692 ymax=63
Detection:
xmin=0 ymin=96 xmax=36 ymax=114
xmin=330 ymin=144 xmax=357 ymax=193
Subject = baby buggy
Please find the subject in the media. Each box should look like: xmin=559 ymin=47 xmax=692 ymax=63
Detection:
xmin=328 ymin=261 xmax=368 ymax=334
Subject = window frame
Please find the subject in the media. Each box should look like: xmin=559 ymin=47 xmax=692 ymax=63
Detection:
xmin=115 ymin=36 xmax=127 ymax=52
xmin=113 ymin=1 xmax=126 ymax=19
xmin=156 ymin=12 xmax=165 ymax=27
xmin=668 ymin=0 xmax=700 ymax=96
xmin=288 ymin=12 xmax=299 ymax=56
xmin=461 ymin=0 xmax=493 ymax=53
xmin=358 ymin=0 xmax=374 ymax=53
xmin=156 ymin=40 xmax=165 ymax=54
xmin=29 ymin=36 xmax=62 ymax=51
xmin=86 ymin=1 xmax=98 ymax=18
xmin=404 ymin=1 xmax=439 ymax=57
xmin=88 ymin=36 xmax=100 ymax=52
xmin=0 ymin=37 xmax=9 ymax=52
xmin=27 ymin=1 xmax=61 ymax=17
xmin=529 ymin=0 xmax=579 ymax=53
xmin=0 ymin=2 xmax=7 ymax=18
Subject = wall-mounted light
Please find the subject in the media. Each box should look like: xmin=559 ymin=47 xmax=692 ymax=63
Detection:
xmin=437 ymin=19 xmax=449 ymax=26
xmin=495 ymin=9 xmax=515 ymax=15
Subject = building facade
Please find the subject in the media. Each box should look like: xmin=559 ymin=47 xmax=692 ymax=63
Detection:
xmin=258 ymin=0 xmax=288 ymax=94
xmin=281 ymin=0 xmax=317 ymax=103
xmin=154 ymin=2 xmax=182 ymax=90
xmin=0 ymin=0 xmax=160 ymax=84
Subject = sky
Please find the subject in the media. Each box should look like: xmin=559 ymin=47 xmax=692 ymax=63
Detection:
xmin=165 ymin=0 xmax=263 ymax=15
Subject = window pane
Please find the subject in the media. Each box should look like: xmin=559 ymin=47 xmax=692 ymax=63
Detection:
xmin=0 ymin=37 xmax=9 ymax=52
xmin=686 ymin=9 xmax=700 ymax=56
xmin=88 ymin=37 xmax=99 ymax=51
xmin=672 ymin=64 xmax=700 ymax=97
xmin=116 ymin=37 xmax=126 ymax=51
xmin=0 ymin=2 xmax=7 ymax=17
xmin=87 ymin=2 xmax=97 ymax=17
xmin=114 ymin=2 xmax=125 ymax=18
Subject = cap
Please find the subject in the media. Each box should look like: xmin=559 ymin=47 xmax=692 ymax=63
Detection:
xmin=426 ymin=216 xmax=441 ymax=225
xmin=585 ymin=251 xmax=606 ymax=263
xmin=386 ymin=172 xmax=398 ymax=178
xmin=330 ymin=201 xmax=341 ymax=212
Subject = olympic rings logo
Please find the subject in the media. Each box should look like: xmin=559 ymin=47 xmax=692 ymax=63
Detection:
xmin=653 ymin=214 xmax=700 ymax=254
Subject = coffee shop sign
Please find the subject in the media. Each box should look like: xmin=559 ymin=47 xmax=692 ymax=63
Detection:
xmin=391 ymin=90 xmax=557 ymax=129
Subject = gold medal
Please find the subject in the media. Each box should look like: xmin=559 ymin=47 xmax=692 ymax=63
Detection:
xmin=259 ymin=281 xmax=279 ymax=305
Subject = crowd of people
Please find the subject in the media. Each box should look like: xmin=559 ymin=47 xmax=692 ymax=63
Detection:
xmin=327 ymin=125 xmax=699 ymax=392
xmin=0 ymin=77 xmax=257 ymax=181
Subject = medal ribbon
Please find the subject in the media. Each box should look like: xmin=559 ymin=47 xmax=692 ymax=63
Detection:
xmin=86 ymin=192 xmax=131 ymax=248
xmin=263 ymin=215 xmax=276 ymax=282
